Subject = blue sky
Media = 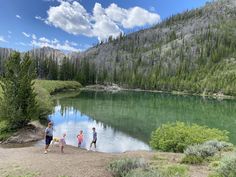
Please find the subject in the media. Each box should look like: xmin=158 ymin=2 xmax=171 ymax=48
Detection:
xmin=0 ymin=0 xmax=210 ymax=52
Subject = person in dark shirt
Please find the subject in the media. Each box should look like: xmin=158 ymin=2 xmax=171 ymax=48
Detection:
xmin=44 ymin=122 xmax=53 ymax=154
xmin=90 ymin=127 xmax=97 ymax=150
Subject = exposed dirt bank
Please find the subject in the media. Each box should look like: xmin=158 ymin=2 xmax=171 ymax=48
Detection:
xmin=0 ymin=121 xmax=44 ymax=144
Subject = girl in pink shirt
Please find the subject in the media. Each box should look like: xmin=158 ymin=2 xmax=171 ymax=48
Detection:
xmin=77 ymin=130 xmax=84 ymax=148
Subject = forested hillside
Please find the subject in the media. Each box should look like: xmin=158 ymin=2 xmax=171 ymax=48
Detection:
xmin=0 ymin=0 xmax=236 ymax=95
xmin=76 ymin=0 xmax=236 ymax=95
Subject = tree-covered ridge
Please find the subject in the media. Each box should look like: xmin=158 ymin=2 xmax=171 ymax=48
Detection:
xmin=0 ymin=0 xmax=236 ymax=95
xmin=75 ymin=0 xmax=236 ymax=95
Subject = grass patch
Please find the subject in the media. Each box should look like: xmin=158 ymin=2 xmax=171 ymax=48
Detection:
xmin=33 ymin=80 xmax=82 ymax=122
xmin=2 ymin=165 xmax=40 ymax=177
xmin=115 ymin=164 xmax=189 ymax=177
xmin=34 ymin=80 xmax=82 ymax=94
xmin=160 ymin=164 xmax=189 ymax=177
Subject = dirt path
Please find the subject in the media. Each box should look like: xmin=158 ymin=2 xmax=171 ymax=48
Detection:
xmin=0 ymin=145 xmax=210 ymax=177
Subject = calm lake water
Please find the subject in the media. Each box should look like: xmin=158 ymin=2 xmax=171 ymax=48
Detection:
xmin=49 ymin=90 xmax=236 ymax=153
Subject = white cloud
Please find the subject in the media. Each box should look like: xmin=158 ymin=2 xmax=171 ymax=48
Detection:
xmin=0 ymin=36 xmax=8 ymax=43
xmin=92 ymin=3 xmax=121 ymax=41
xmin=46 ymin=1 xmax=93 ymax=36
xmin=16 ymin=14 xmax=22 ymax=19
xmin=45 ymin=1 xmax=161 ymax=41
xmin=31 ymin=36 xmax=80 ymax=52
xmin=22 ymin=32 xmax=31 ymax=38
xmin=39 ymin=37 xmax=50 ymax=43
xmin=8 ymin=31 xmax=12 ymax=34
xmin=105 ymin=4 xmax=160 ymax=28
xmin=32 ymin=34 xmax=37 ymax=40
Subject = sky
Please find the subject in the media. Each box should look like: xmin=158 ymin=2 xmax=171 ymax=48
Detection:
xmin=0 ymin=0 xmax=211 ymax=52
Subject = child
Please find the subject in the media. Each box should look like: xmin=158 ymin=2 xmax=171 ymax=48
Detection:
xmin=59 ymin=133 xmax=66 ymax=153
xmin=90 ymin=127 xmax=97 ymax=150
xmin=77 ymin=130 xmax=84 ymax=148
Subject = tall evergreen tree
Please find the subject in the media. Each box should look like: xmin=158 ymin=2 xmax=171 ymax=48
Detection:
xmin=0 ymin=52 xmax=38 ymax=130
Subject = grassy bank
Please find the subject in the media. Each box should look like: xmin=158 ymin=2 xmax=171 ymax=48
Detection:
xmin=0 ymin=80 xmax=82 ymax=140
xmin=34 ymin=80 xmax=82 ymax=118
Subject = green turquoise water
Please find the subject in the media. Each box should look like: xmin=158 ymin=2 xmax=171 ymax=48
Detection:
xmin=51 ymin=90 xmax=236 ymax=152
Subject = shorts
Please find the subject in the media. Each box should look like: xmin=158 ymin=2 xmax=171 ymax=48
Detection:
xmin=45 ymin=136 xmax=53 ymax=145
xmin=91 ymin=139 xmax=97 ymax=144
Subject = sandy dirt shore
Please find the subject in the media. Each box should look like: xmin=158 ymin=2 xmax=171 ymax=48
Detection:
xmin=0 ymin=145 xmax=210 ymax=177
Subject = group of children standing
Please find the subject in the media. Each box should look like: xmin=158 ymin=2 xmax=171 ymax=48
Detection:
xmin=44 ymin=122 xmax=97 ymax=154
xmin=76 ymin=127 xmax=97 ymax=149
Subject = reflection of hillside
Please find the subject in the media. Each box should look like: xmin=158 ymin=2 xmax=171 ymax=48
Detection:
xmin=58 ymin=91 xmax=236 ymax=144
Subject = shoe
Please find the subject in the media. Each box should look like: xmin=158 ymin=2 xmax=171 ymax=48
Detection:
xmin=44 ymin=150 xmax=47 ymax=154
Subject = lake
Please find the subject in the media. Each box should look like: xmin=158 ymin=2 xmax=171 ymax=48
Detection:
xmin=49 ymin=90 xmax=236 ymax=153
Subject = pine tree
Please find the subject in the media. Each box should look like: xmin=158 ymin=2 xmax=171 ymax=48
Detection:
xmin=0 ymin=52 xmax=38 ymax=130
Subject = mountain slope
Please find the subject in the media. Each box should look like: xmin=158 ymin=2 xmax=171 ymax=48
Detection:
xmin=76 ymin=0 xmax=236 ymax=95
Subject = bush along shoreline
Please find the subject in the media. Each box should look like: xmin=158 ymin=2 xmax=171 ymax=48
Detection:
xmin=107 ymin=122 xmax=235 ymax=177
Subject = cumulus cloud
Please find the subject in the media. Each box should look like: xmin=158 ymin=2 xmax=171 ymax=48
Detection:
xmin=92 ymin=3 xmax=121 ymax=41
xmin=46 ymin=1 xmax=93 ymax=36
xmin=45 ymin=1 xmax=161 ymax=41
xmin=105 ymin=3 xmax=160 ymax=28
xmin=22 ymin=32 xmax=31 ymax=38
xmin=16 ymin=14 xmax=22 ymax=19
xmin=0 ymin=36 xmax=8 ymax=43
xmin=31 ymin=36 xmax=79 ymax=52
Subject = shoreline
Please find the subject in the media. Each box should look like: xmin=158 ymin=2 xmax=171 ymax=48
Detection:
xmin=82 ymin=84 xmax=235 ymax=100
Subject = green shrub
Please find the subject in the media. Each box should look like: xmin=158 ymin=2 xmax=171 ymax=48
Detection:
xmin=108 ymin=158 xmax=147 ymax=177
xmin=181 ymin=155 xmax=204 ymax=164
xmin=150 ymin=122 xmax=229 ymax=152
xmin=216 ymin=156 xmax=236 ymax=177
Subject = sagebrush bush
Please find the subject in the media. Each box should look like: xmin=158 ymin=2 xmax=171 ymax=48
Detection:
xmin=203 ymin=140 xmax=233 ymax=151
xmin=108 ymin=158 xmax=147 ymax=177
xmin=216 ymin=156 xmax=236 ymax=177
xmin=181 ymin=155 xmax=204 ymax=164
xmin=184 ymin=144 xmax=218 ymax=158
xmin=150 ymin=122 xmax=229 ymax=152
